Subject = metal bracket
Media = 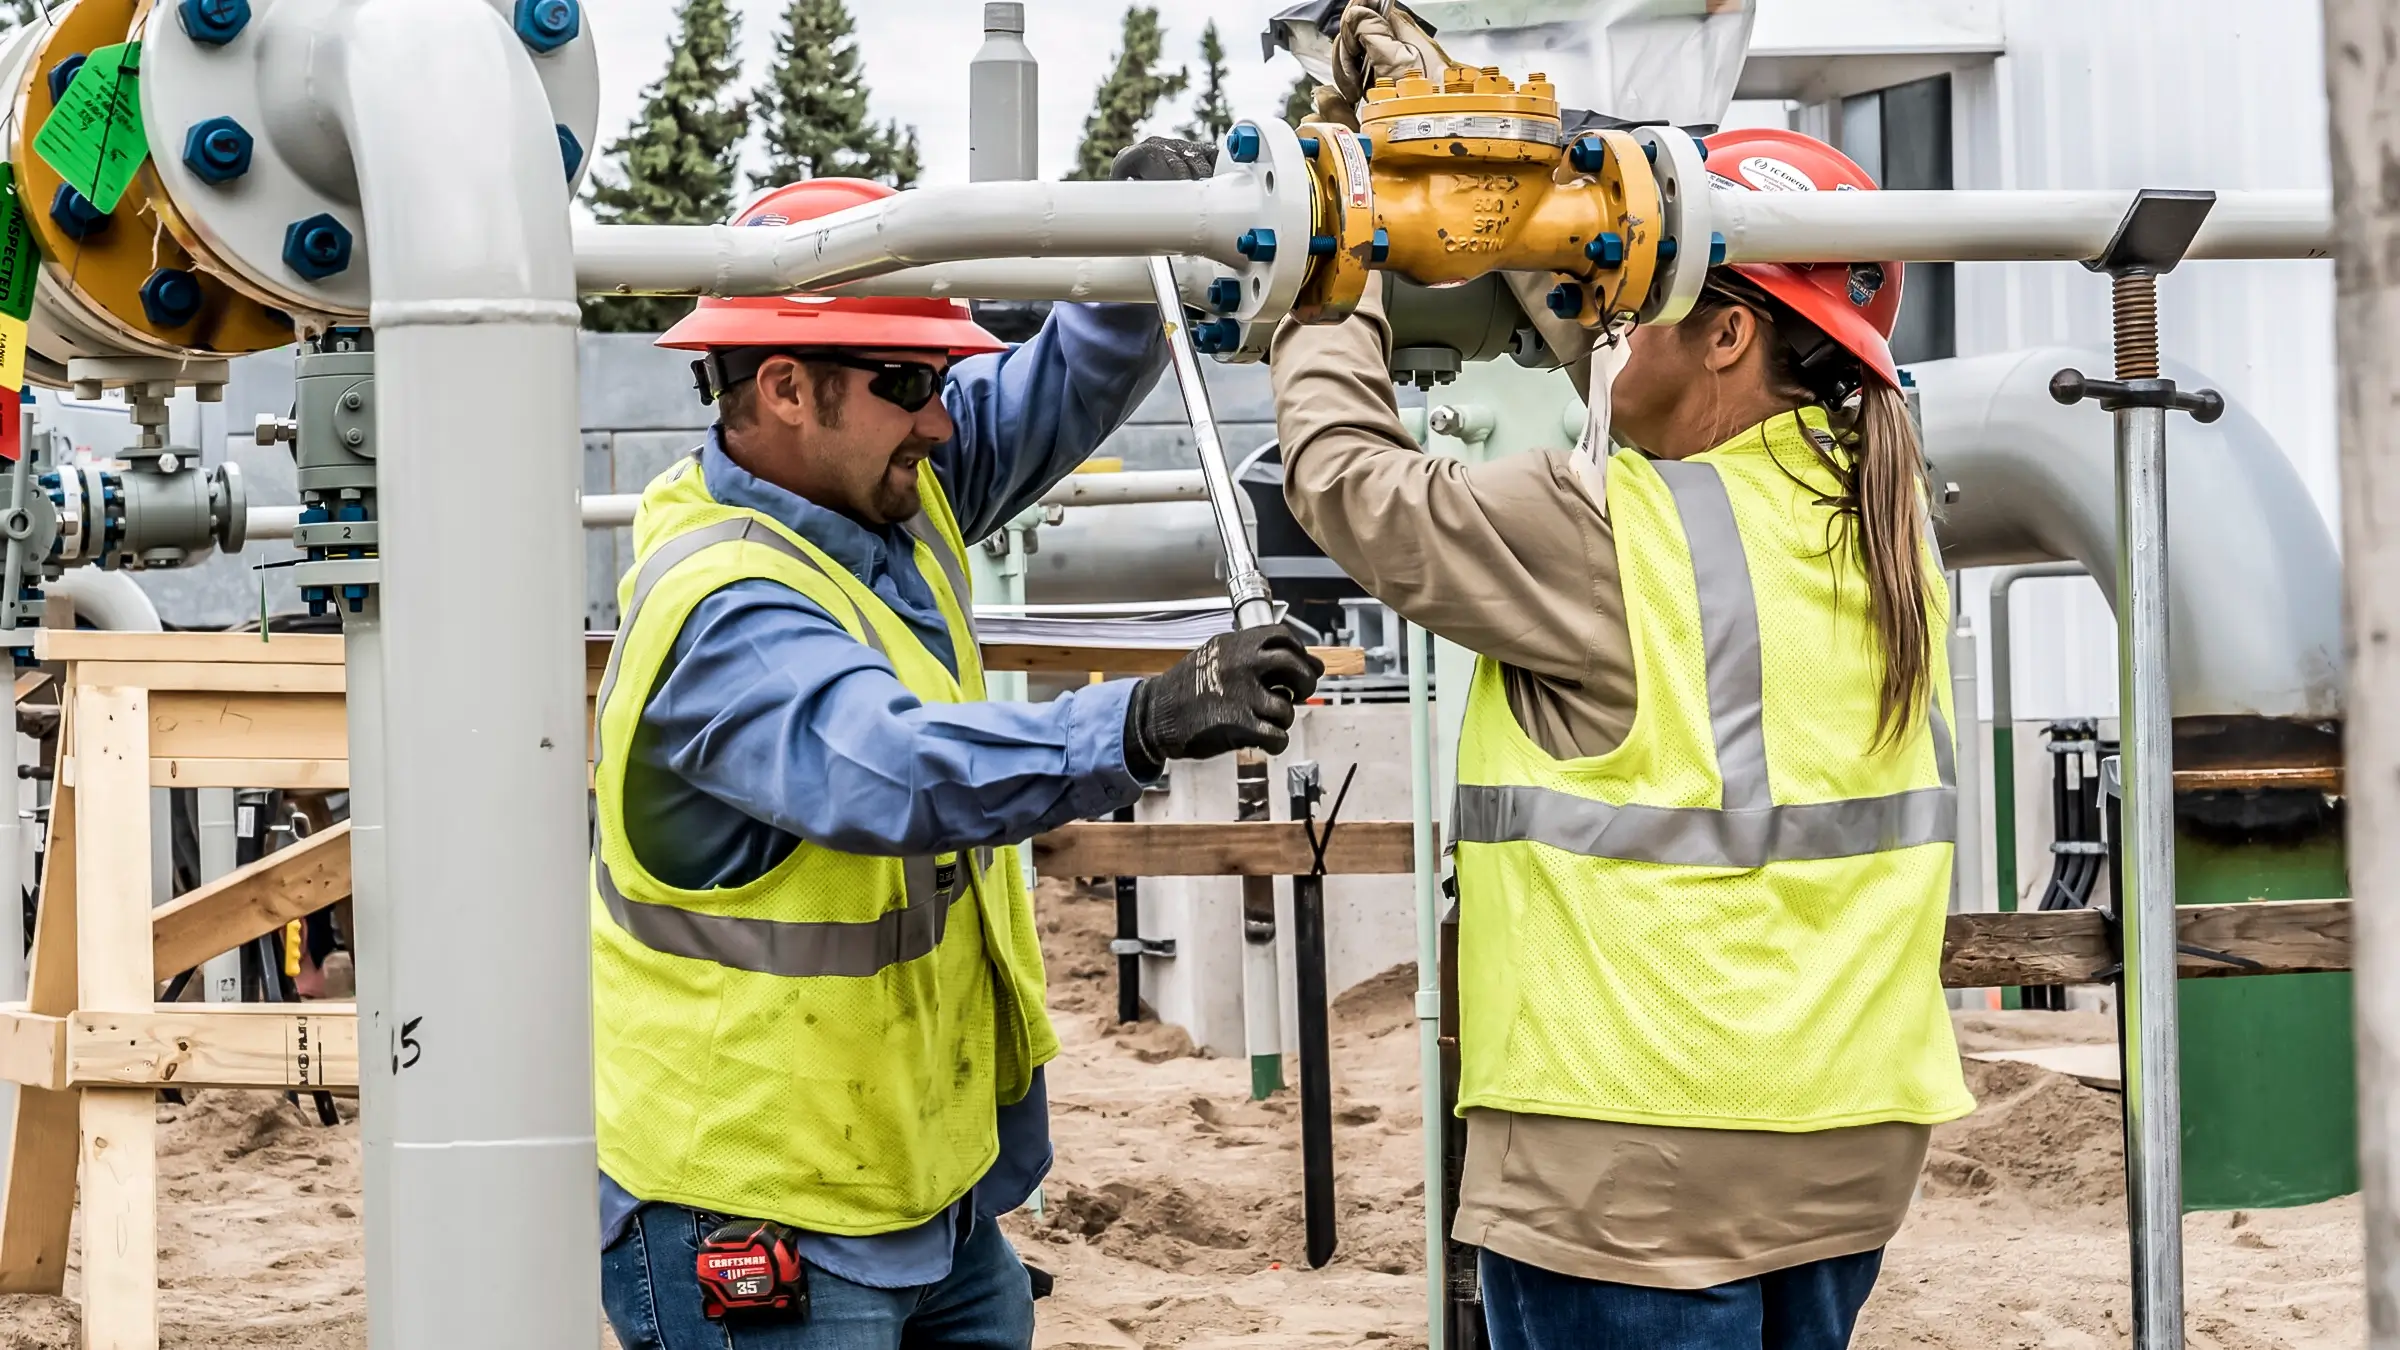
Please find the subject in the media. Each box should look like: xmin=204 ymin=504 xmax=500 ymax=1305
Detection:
xmin=1108 ymin=938 xmax=1177 ymax=958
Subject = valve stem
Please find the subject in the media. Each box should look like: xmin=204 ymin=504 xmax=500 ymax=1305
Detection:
xmin=2113 ymin=270 xmax=2161 ymax=380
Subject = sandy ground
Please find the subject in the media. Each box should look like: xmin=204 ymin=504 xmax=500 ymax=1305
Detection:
xmin=0 ymin=880 xmax=2361 ymax=1348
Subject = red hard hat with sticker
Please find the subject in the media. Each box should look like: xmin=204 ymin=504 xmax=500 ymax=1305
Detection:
xmin=656 ymin=179 xmax=1007 ymax=356
xmin=1700 ymin=127 xmax=1904 ymax=389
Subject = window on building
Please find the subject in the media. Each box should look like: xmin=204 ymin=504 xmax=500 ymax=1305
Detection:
xmin=1839 ymin=75 xmax=1955 ymax=364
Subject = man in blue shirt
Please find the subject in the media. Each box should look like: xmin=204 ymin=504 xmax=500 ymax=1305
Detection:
xmin=593 ymin=145 xmax=1321 ymax=1350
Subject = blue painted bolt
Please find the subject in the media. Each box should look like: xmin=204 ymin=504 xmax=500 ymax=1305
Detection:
xmin=1897 ymin=368 xmax=1916 ymax=388
xmin=1656 ymin=236 xmax=1679 ymax=262
xmin=1709 ymin=231 xmax=1727 ymax=266
xmin=1236 ymin=228 xmax=1277 ymax=262
xmin=1567 ymin=135 xmax=1606 ymax=174
xmin=1369 ymin=227 xmax=1389 ymax=263
xmin=514 ymin=0 xmax=580 ymax=52
xmin=182 ymin=116 xmax=255 ymax=185
xmin=1585 ymin=231 xmax=1625 ymax=266
xmin=1695 ymin=139 xmax=1710 ymax=162
xmin=1226 ymin=125 xmax=1262 ymax=164
xmin=176 ymin=0 xmax=251 ymax=45
xmin=1308 ymin=234 xmax=1337 ymax=257
xmin=556 ymin=124 xmax=584 ymax=181
xmin=1205 ymin=277 xmax=1242 ymax=313
xmin=1545 ymin=283 xmax=1582 ymax=319
xmin=48 ymin=184 xmax=108 ymax=240
xmin=1192 ymin=318 xmax=1242 ymax=354
xmin=44 ymin=53 xmax=84 ymax=105
xmin=1359 ymin=138 xmax=1373 ymax=160
xmin=1298 ymin=136 xmax=1320 ymax=160
xmin=138 ymin=268 xmax=204 ymax=329
xmin=1644 ymin=141 xmax=1658 ymax=163
xmin=282 ymin=213 xmax=354 ymax=281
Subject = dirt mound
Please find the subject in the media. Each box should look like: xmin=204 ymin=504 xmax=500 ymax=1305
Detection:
xmin=1929 ymin=1057 xmax=2127 ymax=1207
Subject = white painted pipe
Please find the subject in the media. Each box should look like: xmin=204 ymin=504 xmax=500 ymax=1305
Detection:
xmin=828 ymin=257 xmax=1218 ymax=306
xmin=574 ymin=177 xmax=1264 ymax=297
xmin=328 ymin=1 xmax=598 ymax=1345
xmin=1716 ymin=189 xmax=2329 ymax=264
xmin=44 ymin=569 xmax=164 ymax=631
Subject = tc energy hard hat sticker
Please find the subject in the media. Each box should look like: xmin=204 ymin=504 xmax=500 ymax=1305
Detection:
xmin=1735 ymin=156 xmax=1815 ymax=192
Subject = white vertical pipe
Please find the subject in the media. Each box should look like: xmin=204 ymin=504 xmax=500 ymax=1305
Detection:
xmin=328 ymin=2 xmax=595 ymax=1345
xmin=196 ymin=789 xmax=240 ymax=1002
xmin=2322 ymin=2 xmax=2399 ymax=1337
xmin=968 ymin=3 xmax=1038 ymax=182
xmin=1406 ymin=620 xmax=1444 ymax=1350
xmin=2114 ymin=402 xmax=2184 ymax=1347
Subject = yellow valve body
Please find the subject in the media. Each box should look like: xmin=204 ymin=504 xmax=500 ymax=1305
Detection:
xmin=1294 ymin=67 xmax=1668 ymax=329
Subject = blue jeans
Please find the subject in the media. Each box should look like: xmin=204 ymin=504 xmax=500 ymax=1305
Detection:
xmin=603 ymin=1204 xmax=1035 ymax=1349
xmin=1480 ymin=1246 xmax=1884 ymax=1350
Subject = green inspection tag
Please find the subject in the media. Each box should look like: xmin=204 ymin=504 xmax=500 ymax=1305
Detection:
xmin=34 ymin=41 xmax=147 ymax=215
xmin=0 ymin=167 xmax=42 ymax=323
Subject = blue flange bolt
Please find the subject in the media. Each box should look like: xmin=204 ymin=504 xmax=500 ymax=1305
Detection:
xmin=49 ymin=184 xmax=108 ymax=241
xmin=1205 ymin=277 xmax=1242 ymax=313
xmin=557 ymin=124 xmax=584 ymax=182
xmin=1567 ymin=135 xmax=1606 ymax=174
xmin=44 ymin=53 xmax=84 ymax=105
xmin=176 ymin=0 xmax=251 ymax=46
xmin=1585 ymin=231 xmax=1625 ymax=267
xmin=1369 ymin=228 xmax=1389 ymax=263
xmin=139 ymin=269 xmax=204 ymax=329
xmin=1226 ymin=125 xmax=1262 ymax=164
xmin=1192 ymin=318 xmax=1243 ymax=354
xmin=514 ymin=0 xmax=580 ymax=53
xmin=1546 ymin=282 xmax=1583 ymax=320
xmin=1236 ymin=228 xmax=1277 ymax=262
xmin=283 ymin=214 xmax=354 ymax=281
xmin=182 ymin=117 xmax=254 ymax=185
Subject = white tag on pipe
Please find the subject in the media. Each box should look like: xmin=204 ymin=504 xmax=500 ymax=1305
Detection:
xmin=1568 ymin=320 xmax=1636 ymax=512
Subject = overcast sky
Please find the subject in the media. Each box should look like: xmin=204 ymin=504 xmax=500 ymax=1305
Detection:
xmin=577 ymin=1 xmax=1308 ymax=191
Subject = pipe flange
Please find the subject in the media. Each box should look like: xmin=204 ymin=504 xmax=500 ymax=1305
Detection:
xmin=1632 ymin=126 xmax=1713 ymax=325
xmin=135 ymin=0 xmax=600 ymax=320
xmin=1290 ymin=120 xmax=1375 ymax=325
xmin=8 ymin=0 xmax=294 ymax=359
xmin=1208 ymin=116 xmax=1312 ymax=365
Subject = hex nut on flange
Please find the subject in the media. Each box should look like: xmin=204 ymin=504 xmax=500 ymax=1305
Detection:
xmin=283 ymin=214 xmax=354 ymax=281
xmin=177 ymin=0 xmax=251 ymax=46
xmin=514 ymin=0 xmax=580 ymax=52
xmin=139 ymin=269 xmax=205 ymax=328
xmin=183 ymin=117 xmax=255 ymax=185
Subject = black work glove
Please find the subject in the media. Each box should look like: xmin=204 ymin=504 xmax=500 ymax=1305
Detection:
xmin=1124 ymin=623 xmax=1325 ymax=777
xmin=1109 ymin=136 xmax=1218 ymax=182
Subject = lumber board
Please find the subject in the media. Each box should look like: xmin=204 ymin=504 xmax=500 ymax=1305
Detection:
xmin=151 ymin=757 xmax=351 ymax=790
xmin=983 ymin=643 xmax=1367 ymax=677
xmin=1033 ymin=820 xmax=1422 ymax=876
xmin=69 ymin=1006 xmax=357 ymax=1091
xmin=1939 ymin=899 xmax=2351 ymax=987
xmin=0 ymin=1009 xmax=65 ymax=1092
xmin=71 ymin=684 xmax=156 ymax=1349
xmin=0 ymin=776 xmax=76 ymax=1291
xmin=152 ymin=823 xmax=354 ymax=979
xmin=148 ymin=690 xmax=346 ymax=762
xmin=71 ymin=661 xmax=345 ymax=695
xmin=1967 ymin=1044 xmax=2123 ymax=1091
xmin=37 ymin=631 xmax=342 ymax=665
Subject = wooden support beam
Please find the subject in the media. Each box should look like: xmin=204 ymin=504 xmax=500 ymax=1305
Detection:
xmin=151 ymin=822 xmax=353 ymax=979
xmin=151 ymin=757 xmax=351 ymax=790
xmin=0 ymin=1009 xmax=66 ymax=1092
xmin=1033 ymin=820 xmax=1423 ymax=876
xmin=35 ymin=631 xmax=343 ymax=665
xmin=0 ymin=777 xmax=77 ymax=1292
xmin=147 ymin=690 xmax=347 ymax=762
xmin=1940 ymin=899 xmax=2351 ymax=987
xmin=68 ymin=1006 xmax=357 ymax=1091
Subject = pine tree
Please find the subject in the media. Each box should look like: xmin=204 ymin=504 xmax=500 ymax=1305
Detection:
xmin=1283 ymin=70 xmax=1318 ymax=126
xmin=582 ymin=0 xmax=748 ymax=333
xmin=1180 ymin=20 xmax=1232 ymax=143
xmin=753 ymin=0 xmax=921 ymax=191
xmin=1070 ymin=6 xmax=1189 ymax=180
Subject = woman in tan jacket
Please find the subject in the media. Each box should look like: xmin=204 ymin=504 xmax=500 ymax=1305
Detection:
xmin=1272 ymin=127 xmax=1970 ymax=1350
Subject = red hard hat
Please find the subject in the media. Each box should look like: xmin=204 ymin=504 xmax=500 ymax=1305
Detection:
xmin=656 ymin=179 xmax=1007 ymax=356
xmin=1700 ymin=127 xmax=1903 ymax=389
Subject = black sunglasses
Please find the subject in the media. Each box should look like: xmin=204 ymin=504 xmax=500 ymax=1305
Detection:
xmin=802 ymin=353 xmax=947 ymax=413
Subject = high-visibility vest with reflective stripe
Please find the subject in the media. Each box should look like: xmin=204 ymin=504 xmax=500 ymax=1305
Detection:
xmin=1453 ymin=409 xmax=1975 ymax=1133
xmin=590 ymin=453 xmax=1058 ymax=1236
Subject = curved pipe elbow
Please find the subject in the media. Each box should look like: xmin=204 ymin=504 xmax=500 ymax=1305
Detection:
xmin=1917 ymin=346 xmax=2342 ymax=722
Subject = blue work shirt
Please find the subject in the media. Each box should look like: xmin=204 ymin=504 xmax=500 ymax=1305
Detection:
xmin=600 ymin=300 xmax=1168 ymax=1287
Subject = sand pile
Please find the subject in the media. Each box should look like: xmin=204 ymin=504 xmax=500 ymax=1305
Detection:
xmin=0 ymin=879 xmax=2363 ymax=1348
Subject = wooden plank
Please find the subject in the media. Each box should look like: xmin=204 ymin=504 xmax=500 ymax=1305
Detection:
xmin=11 ymin=672 xmax=47 ymax=702
xmin=35 ymin=631 xmax=342 ymax=665
xmin=151 ymin=757 xmax=351 ymax=790
xmin=1032 ymin=820 xmax=1422 ymax=877
xmin=1967 ymin=1044 xmax=2123 ymax=1092
xmin=69 ymin=1006 xmax=357 ymax=1091
xmin=152 ymin=823 xmax=353 ymax=979
xmin=1938 ymin=899 xmax=2352 ymax=987
xmin=2173 ymin=765 xmax=2342 ymax=793
xmin=0 ymin=1009 xmax=66 ymax=1091
xmin=72 ymin=662 xmax=345 ymax=695
xmin=148 ymin=690 xmax=346 ymax=762
xmin=0 ymin=775 xmax=77 ymax=1292
xmin=983 ymin=643 xmax=1367 ymax=677
xmin=72 ymin=684 xmax=158 ymax=1349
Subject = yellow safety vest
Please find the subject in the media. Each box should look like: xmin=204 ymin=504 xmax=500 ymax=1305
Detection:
xmin=589 ymin=453 xmax=1057 ymax=1236
xmin=1453 ymin=409 xmax=1974 ymax=1132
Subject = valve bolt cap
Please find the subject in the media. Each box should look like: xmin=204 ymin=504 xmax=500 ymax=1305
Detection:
xmin=1585 ymin=231 xmax=1625 ymax=267
xmin=1369 ymin=228 xmax=1389 ymax=263
xmin=138 ymin=268 xmax=205 ymax=329
xmin=513 ymin=0 xmax=580 ymax=52
xmin=176 ymin=0 xmax=251 ymax=45
xmin=1236 ymin=228 xmax=1278 ymax=262
xmin=1192 ymin=318 xmax=1242 ymax=354
xmin=557 ymin=124 xmax=584 ymax=181
xmin=49 ymin=184 xmax=109 ymax=240
xmin=182 ymin=116 xmax=255 ymax=184
xmin=1567 ymin=135 xmax=1607 ymax=173
xmin=44 ymin=53 xmax=84 ymax=105
xmin=1226 ymin=125 xmax=1262 ymax=164
xmin=283 ymin=214 xmax=355 ymax=281
xmin=1545 ymin=283 xmax=1583 ymax=319
xmin=1205 ymin=277 xmax=1242 ymax=313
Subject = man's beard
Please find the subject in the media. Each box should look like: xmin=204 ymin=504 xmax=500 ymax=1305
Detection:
xmin=871 ymin=436 xmax=941 ymax=522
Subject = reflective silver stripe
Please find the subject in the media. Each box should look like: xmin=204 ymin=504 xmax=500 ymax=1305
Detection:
xmin=1931 ymin=699 xmax=1957 ymax=788
xmin=1453 ymin=781 xmax=1955 ymax=867
xmin=595 ymin=850 xmax=976 ymax=978
xmin=902 ymin=513 xmax=980 ymax=649
xmin=593 ymin=516 xmax=886 ymax=764
xmin=1652 ymin=460 xmax=1769 ymax=810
